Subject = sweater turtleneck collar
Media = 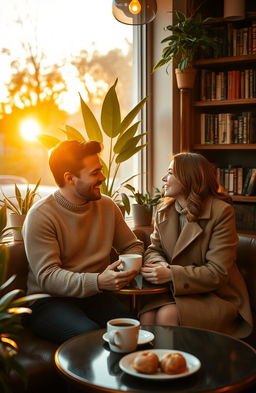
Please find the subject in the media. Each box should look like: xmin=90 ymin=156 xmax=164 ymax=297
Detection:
xmin=54 ymin=190 xmax=89 ymax=212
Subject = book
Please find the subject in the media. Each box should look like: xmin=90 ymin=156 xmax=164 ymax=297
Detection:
xmin=245 ymin=168 xmax=256 ymax=196
xmin=242 ymin=168 xmax=253 ymax=195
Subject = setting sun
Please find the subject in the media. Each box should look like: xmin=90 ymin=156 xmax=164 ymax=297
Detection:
xmin=20 ymin=119 xmax=41 ymax=142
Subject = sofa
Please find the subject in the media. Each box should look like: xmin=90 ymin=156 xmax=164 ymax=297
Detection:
xmin=3 ymin=230 xmax=256 ymax=393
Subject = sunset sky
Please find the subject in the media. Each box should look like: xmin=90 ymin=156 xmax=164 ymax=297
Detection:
xmin=0 ymin=0 xmax=132 ymax=110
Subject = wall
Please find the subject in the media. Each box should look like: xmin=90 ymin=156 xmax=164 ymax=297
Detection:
xmin=151 ymin=0 xmax=186 ymax=188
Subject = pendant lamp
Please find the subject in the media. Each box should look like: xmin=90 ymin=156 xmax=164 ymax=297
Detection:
xmin=112 ymin=0 xmax=157 ymax=25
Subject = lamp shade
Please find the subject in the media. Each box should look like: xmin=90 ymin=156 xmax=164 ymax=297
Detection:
xmin=112 ymin=0 xmax=157 ymax=25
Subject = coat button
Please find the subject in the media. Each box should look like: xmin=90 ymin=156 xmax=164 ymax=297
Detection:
xmin=184 ymin=283 xmax=189 ymax=289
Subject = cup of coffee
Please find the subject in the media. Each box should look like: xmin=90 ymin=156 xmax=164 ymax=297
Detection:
xmin=118 ymin=254 xmax=142 ymax=272
xmin=107 ymin=318 xmax=140 ymax=353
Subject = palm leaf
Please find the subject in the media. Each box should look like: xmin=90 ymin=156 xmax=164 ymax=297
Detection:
xmin=113 ymin=121 xmax=140 ymax=154
xmin=37 ymin=134 xmax=61 ymax=149
xmin=116 ymin=144 xmax=147 ymax=164
xmin=80 ymin=93 xmax=103 ymax=142
xmin=101 ymin=79 xmax=121 ymax=138
xmin=59 ymin=125 xmax=86 ymax=142
xmin=118 ymin=97 xmax=148 ymax=135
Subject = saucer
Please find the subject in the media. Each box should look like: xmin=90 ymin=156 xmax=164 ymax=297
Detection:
xmin=103 ymin=329 xmax=154 ymax=346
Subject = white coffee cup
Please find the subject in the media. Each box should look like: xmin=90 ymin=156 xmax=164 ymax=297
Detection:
xmin=118 ymin=254 xmax=142 ymax=272
xmin=107 ymin=318 xmax=140 ymax=353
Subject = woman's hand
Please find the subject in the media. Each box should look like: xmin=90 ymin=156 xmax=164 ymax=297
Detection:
xmin=141 ymin=263 xmax=172 ymax=284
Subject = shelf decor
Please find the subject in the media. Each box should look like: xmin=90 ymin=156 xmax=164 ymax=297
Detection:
xmin=224 ymin=0 xmax=245 ymax=21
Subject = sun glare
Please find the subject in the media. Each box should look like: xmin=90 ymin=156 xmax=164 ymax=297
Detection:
xmin=20 ymin=119 xmax=41 ymax=142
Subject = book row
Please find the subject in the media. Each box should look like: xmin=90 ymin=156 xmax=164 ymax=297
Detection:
xmin=200 ymin=112 xmax=256 ymax=144
xmin=207 ymin=21 xmax=256 ymax=58
xmin=216 ymin=167 xmax=256 ymax=196
xmin=200 ymin=68 xmax=256 ymax=101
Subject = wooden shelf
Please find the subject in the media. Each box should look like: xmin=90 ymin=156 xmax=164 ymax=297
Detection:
xmin=193 ymin=144 xmax=256 ymax=150
xmin=232 ymin=196 xmax=256 ymax=203
xmin=195 ymin=55 xmax=256 ymax=68
xmin=194 ymin=99 xmax=256 ymax=107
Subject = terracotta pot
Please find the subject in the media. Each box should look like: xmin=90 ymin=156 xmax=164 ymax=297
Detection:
xmin=9 ymin=213 xmax=26 ymax=241
xmin=175 ymin=68 xmax=197 ymax=89
xmin=132 ymin=204 xmax=153 ymax=227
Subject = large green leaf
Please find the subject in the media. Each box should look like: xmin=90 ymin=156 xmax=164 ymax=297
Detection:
xmin=116 ymin=144 xmax=147 ymax=164
xmin=38 ymin=134 xmax=61 ymax=149
xmin=119 ymin=133 xmax=146 ymax=155
xmin=118 ymin=97 xmax=148 ymax=135
xmin=99 ymin=158 xmax=108 ymax=179
xmin=59 ymin=125 xmax=85 ymax=142
xmin=80 ymin=93 xmax=103 ymax=142
xmin=121 ymin=193 xmax=130 ymax=215
xmin=101 ymin=79 xmax=121 ymax=138
xmin=114 ymin=121 xmax=140 ymax=154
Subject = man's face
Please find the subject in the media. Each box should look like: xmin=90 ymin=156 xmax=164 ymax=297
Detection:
xmin=72 ymin=154 xmax=106 ymax=202
xmin=162 ymin=160 xmax=184 ymax=198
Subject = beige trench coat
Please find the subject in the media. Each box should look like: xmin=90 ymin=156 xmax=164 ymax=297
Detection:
xmin=141 ymin=197 xmax=253 ymax=338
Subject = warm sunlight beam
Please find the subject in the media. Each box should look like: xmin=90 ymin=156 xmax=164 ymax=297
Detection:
xmin=20 ymin=119 xmax=41 ymax=142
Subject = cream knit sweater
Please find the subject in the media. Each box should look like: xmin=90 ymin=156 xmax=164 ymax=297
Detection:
xmin=23 ymin=191 xmax=143 ymax=298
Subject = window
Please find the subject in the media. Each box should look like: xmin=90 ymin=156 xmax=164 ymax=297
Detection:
xmin=0 ymin=0 xmax=144 ymax=192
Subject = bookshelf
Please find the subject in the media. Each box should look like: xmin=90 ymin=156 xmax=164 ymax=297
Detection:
xmin=179 ymin=0 xmax=256 ymax=237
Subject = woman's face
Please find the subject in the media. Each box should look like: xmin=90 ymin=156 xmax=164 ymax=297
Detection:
xmin=162 ymin=160 xmax=184 ymax=198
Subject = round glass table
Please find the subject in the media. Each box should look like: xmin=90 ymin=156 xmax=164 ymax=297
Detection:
xmin=55 ymin=325 xmax=256 ymax=393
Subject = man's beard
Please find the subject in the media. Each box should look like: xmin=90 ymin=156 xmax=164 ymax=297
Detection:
xmin=75 ymin=181 xmax=102 ymax=202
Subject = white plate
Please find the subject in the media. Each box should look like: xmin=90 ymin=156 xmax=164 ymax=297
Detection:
xmin=103 ymin=329 xmax=155 ymax=346
xmin=119 ymin=349 xmax=201 ymax=380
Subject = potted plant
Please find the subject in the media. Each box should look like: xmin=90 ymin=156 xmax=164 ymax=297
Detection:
xmin=153 ymin=9 xmax=220 ymax=88
xmin=0 ymin=205 xmax=48 ymax=392
xmin=38 ymin=79 xmax=148 ymax=215
xmin=125 ymin=185 xmax=162 ymax=226
xmin=0 ymin=180 xmax=41 ymax=241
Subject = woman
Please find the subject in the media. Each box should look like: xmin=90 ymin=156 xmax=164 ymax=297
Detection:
xmin=140 ymin=152 xmax=253 ymax=338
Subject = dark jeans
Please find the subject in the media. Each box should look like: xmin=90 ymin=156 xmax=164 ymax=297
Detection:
xmin=27 ymin=292 xmax=134 ymax=344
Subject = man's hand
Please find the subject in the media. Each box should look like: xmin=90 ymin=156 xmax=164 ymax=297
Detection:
xmin=140 ymin=263 xmax=172 ymax=284
xmin=97 ymin=260 xmax=138 ymax=291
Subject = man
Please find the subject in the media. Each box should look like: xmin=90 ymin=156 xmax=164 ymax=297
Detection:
xmin=23 ymin=140 xmax=143 ymax=344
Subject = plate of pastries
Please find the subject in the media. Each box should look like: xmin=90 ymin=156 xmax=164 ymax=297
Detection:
xmin=119 ymin=349 xmax=201 ymax=380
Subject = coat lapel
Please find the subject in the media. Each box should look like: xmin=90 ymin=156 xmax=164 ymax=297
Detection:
xmin=172 ymin=221 xmax=202 ymax=260
xmin=158 ymin=198 xmax=213 ymax=262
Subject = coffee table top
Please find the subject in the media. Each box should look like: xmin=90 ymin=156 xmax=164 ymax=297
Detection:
xmin=55 ymin=325 xmax=256 ymax=393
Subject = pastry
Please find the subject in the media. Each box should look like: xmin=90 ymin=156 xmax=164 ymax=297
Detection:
xmin=160 ymin=352 xmax=187 ymax=374
xmin=132 ymin=351 xmax=159 ymax=374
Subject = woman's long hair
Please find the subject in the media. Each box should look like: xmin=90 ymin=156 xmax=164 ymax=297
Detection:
xmin=164 ymin=152 xmax=232 ymax=221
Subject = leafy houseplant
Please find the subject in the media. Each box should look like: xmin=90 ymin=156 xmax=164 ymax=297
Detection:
xmin=153 ymin=9 xmax=220 ymax=88
xmin=125 ymin=185 xmax=163 ymax=226
xmin=0 ymin=180 xmax=41 ymax=241
xmin=38 ymin=79 xmax=148 ymax=214
xmin=0 ymin=205 xmax=48 ymax=392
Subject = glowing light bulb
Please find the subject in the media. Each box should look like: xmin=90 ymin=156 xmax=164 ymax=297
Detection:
xmin=129 ymin=0 xmax=141 ymax=15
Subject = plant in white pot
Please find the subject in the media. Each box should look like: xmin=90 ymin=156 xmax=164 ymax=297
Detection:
xmin=125 ymin=185 xmax=162 ymax=226
xmin=0 ymin=180 xmax=41 ymax=241
xmin=153 ymin=9 xmax=221 ymax=88
xmin=38 ymin=79 xmax=148 ymax=215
